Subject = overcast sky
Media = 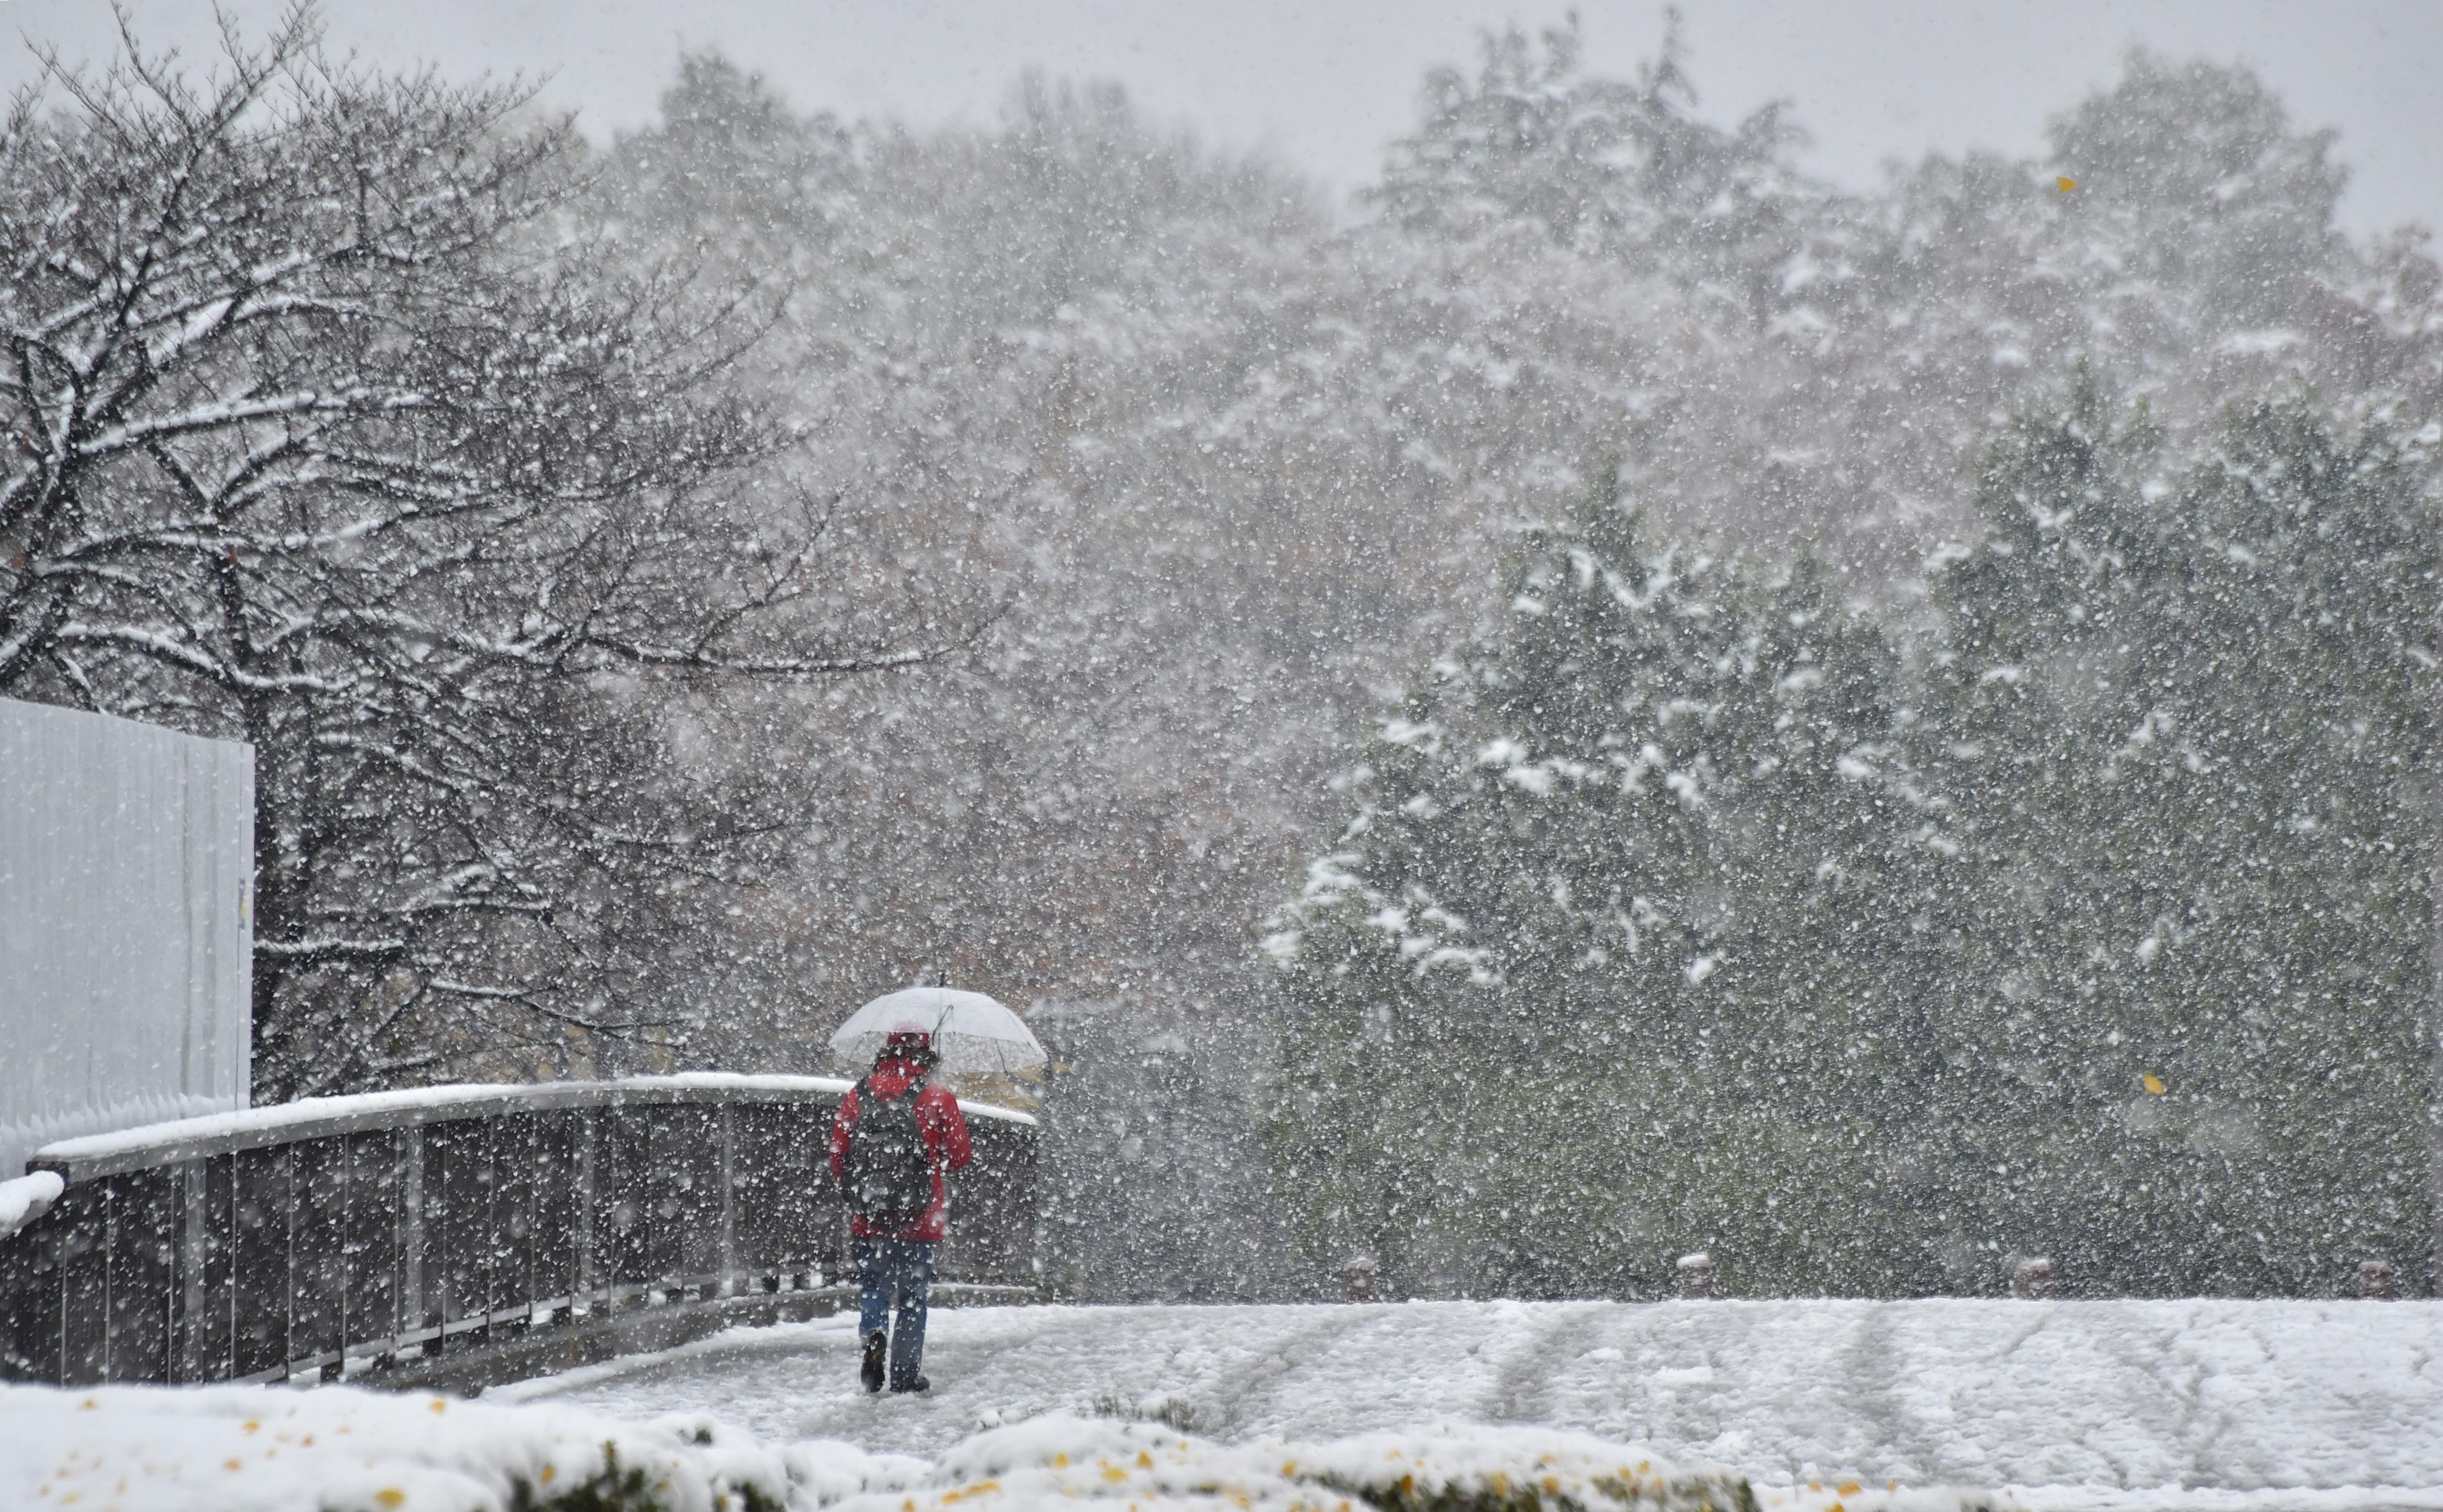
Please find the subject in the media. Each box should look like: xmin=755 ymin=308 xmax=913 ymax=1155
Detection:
xmin=4 ymin=0 xmax=2436 ymax=237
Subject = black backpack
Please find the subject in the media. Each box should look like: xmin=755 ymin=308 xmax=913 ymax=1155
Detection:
xmin=845 ymin=1075 xmax=934 ymax=1224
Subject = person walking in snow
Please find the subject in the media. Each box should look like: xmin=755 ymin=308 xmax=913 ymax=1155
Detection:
xmin=830 ymin=1025 xmax=972 ymax=1394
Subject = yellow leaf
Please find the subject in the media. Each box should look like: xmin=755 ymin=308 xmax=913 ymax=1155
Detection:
xmin=2057 ymin=176 xmax=2078 ymax=192
xmin=428 ymin=1400 xmax=447 ymax=1414
xmin=2143 ymin=1074 xmax=2166 ymax=1095
xmin=1137 ymin=1452 xmax=1154 ymax=1469
xmin=375 ymin=1492 xmax=407 ymax=1510
xmin=1102 ymin=1464 xmax=1129 ymax=1483
xmin=1839 ymin=1483 xmax=1863 ymax=1495
xmin=540 ymin=1464 xmax=556 ymax=1485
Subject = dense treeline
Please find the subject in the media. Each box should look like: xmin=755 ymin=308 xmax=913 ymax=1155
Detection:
xmin=1264 ymin=385 xmax=2438 ymax=1297
xmin=590 ymin=23 xmax=2439 ymax=1298
xmin=7 ymin=8 xmax=2437 ymax=1298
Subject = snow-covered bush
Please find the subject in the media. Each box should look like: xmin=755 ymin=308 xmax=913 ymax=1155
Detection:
xmin=0 ymin=1384 xmax=2006 ymax=1512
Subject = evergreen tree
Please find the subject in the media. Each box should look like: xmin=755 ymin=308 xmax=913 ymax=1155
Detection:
xmin=1913 ymin=381 xmax=2438 ymax=1293
xmin=1264 ymin=478 xmax=1932 ymax=1297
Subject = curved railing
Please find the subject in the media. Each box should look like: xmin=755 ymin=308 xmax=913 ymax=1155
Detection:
xmin=0 ymin=1074 xmax=1038 ymax=1389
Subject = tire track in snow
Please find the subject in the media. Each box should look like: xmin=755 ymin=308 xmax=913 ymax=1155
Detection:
xmin=1479 ymin=1301 xmax=1618 ymax=1424
xmin=1171 ymin=1303 xmax=1390 ymax=1438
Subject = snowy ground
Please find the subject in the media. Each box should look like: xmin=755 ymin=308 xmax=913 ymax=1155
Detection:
xmin=503 ymin=1299 xmax=2443 ymax=1511
xmin=10 ymin=1300 xmax=2442 ymax=1511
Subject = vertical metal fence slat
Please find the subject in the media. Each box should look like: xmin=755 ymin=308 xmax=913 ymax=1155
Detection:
xmin=400 ymin=1127 xmax=430 ymax=1350
xmin=342 ymin=1130 xmax=403 ymax=1366
xmin=652 ymin=1106 xmax=697 ymax=1291
xmin=56 ymin=1183 xmax=109 ymax=1384
xmin=434 ymin=1120 xmax=488 ymax=1345
xmin=294 ymin=1138 xmax=348 ymax=1373
xmin=572 ymin=1109 xmax=599 ymax=1310
xmin=189 ymin=1154 xmax=237 ymax=1381
xmin=533 ymin=1110 xmax=579 ymax=1316
xmin=105 ymin=1170 xmax=174 ymax=1382
xmin=811 ymin=1104 xmax=847 ymax=1287
xmin=718 ymin=1105 xmax=738 ymax=1296
xmin=492 ymin=1114 xmax=538 ymax=1330
xmin=605 ymin=1103 xmax=649 ymax=1301
xmin=230 ymin=1146 xmax=288 ymax=1378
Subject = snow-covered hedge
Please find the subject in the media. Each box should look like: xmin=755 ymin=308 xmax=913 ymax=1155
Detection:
xmin=0 ymin=1382 xmax=2003 ymax=1512
xmin=0 ymin=1382 xmax=823 ymax=1511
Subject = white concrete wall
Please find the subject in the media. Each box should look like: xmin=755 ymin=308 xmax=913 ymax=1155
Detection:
xmin=0 ymin=698 xmax=253 ymax=1175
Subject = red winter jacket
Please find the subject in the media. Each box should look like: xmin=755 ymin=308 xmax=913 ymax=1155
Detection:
xmin=828 ymin=1057 xmax=973 ymax=1242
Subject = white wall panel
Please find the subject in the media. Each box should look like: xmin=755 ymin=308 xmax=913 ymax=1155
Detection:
xmin=0 ymin=697 xmax=253 ymax=1175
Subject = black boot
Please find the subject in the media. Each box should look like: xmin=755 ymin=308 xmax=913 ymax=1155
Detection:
xmin=890 ymin=1374 xmax=930 ymax=1394
xmin=859 ymin=1331 xmax=887 ymax=1394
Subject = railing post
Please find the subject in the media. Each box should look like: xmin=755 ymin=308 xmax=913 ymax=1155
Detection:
xmin=2013 ymin=1256 xmax=2056 ymax=1299
xmin=399 ymin=1129 xmax=427 ymax=1353
xmin=718 ymin=1105 xmax=738 ymax=1297
xmin=575 ymin=1109 xmax=598 ymax=1311
xmin=175 ymin=1161 xmax=208 ymax=1381
xmin=282 ymin=1148 xmax=301 ymax=1374
xmin=1677 ymin=1251 xmax=1716 ymax=1300
xmin=2358 ymin=1258 xmax=2399 ymax=1298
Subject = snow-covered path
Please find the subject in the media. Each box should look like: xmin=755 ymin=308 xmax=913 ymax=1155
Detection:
xmin=503 ymin=1299 xmax=2443 ymax=1509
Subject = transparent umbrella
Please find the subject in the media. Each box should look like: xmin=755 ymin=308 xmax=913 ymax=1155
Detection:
xmin=829 ymin=987 xmax=1047 ymax=1075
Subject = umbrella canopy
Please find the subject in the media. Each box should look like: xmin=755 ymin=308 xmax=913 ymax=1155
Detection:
xmin=829 ymin=987 xmax=1047 ymax=1075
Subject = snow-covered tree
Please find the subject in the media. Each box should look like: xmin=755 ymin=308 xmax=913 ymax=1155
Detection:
xmin=1368 ymin=13 xmax=1810 ymax=301
xmin=1263 ymin=477 xmax=1938 ymax=1297
xmin=1911 ymin=380 xmax=2439 ymax=1293
xmin=0 ymin=11 xmax=941 ymax=1098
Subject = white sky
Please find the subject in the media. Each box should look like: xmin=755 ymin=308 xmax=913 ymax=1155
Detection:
xmin=3 ymin=0 xmax=2437 ymax=237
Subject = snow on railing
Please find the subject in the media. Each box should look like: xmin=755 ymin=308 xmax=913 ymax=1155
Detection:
xmin=0 ymin=1075 xmax=1039 ymax=1389
xmin=0 ymin=1173 xmax=63 ymax=1242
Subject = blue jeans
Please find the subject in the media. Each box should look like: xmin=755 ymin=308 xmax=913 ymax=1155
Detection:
xmin=856 ymin=1237 xmax=935 ymax=1388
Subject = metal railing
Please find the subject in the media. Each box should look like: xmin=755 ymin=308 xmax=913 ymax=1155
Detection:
xmin=0 ymin=1074 xmax=1038 ymax=1387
